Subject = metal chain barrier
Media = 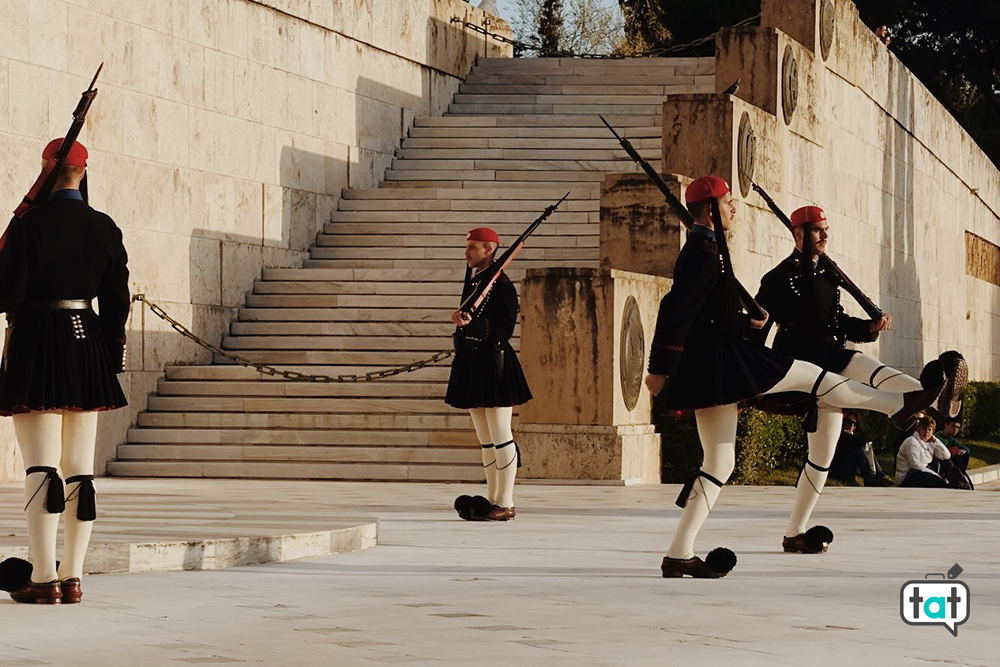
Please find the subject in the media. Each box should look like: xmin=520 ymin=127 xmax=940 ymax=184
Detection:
xmin=130 ymin=294 xmax=454 ymax=383
xmin=450 ymin=13 xmax=760 ymax=59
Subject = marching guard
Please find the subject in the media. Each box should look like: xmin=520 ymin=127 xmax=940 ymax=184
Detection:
xmin=447 ymin=228 xmax=532 ymax=522
xmin=645 ymin=176 xmax=946 ymax=578
xmin=752 ymin=204 xmax=967 ymax=554
xmin=0 ymin=139 xmax=130 ymax=603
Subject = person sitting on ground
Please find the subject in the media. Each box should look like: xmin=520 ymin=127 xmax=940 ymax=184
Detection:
xmin=829 ymin=411 xmax=892 ymax=486
xmin=896 ymin=417 xmax=970 ymax=489
xmin=934 ymin=417 xmax=971 ymax=473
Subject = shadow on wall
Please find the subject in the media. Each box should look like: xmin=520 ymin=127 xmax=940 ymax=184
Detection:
xmin=879 ymin=61 xmax=921 ymax=371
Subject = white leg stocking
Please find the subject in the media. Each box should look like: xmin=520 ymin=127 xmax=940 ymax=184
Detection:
xmin=13 ymin=412 xmax=64 ymax=584
xmin=57 ymin=411 xmax=99 ymax=581
xmin=765 ymin=359 xmax=904 ymax=414
xmin=483 ymin=407 xmax=516 ymax=508
xmin=785 ymin=407 xmax=841 ymax=537
xmin=841 ymin=352 xmax=922 ymax=392
xmin=666 ymin=404 xmax=737 ymax=560
xmin=469 ymin=408 xmax=498 ymax=504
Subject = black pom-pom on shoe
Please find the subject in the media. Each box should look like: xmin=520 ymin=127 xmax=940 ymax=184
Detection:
xmin=805 ymin=525 xmax=834 ymax=549
xmin=0 ymin=557 xmax=33 ymax=593
xmin=454 ymin=495 xmax=473 ymax=520
xmin=704 ymin=547 xmax=738 ymax=574
xmin=783 ymin=526 xmax=833 ymax=554
xmin=918 ymin=359 xmax=945 ymax=390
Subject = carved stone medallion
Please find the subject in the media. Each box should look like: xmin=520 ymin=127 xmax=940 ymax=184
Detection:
xmin=737 ymin=112 xmax=756 ymax=198
xmin=820 ymin=0 xmax=835 ymax=60
xmin=781 ymin=45 xmax=798 ymax=124
xmin=619 ymin=296 xmax=644 ymax=411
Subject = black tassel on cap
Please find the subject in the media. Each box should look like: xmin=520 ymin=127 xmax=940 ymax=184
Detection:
xmin=67 ymin=475 xmax=97 ymax=521
xmin=24 ymin=466 xmax=65 ymax=514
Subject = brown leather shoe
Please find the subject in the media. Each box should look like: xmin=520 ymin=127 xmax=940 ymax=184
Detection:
xmin=660 ymin=556 xmax=728 ymax=579
xmin=891 ymin=360 xmax=945 ymax=429
xmin=783 ymin=533 xmax=828 ymax=554
xmin=484 ymin=505 xmax=515 ymax=521
xmin=937 ymin=352 xmax=968 ymax=419
xmin=10 ymin=580 xmax=62 ymax=604
xmin=60 ymin=578 xmax=82 ymax=604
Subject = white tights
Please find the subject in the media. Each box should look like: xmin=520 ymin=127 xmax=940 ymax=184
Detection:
xmin=468 ymin=407 xmax=517 ymax=507
xmin=783 ymin=353 xmax=921 ymax=537
xmin=13 ymin=410 xmax=98 ymax=583
xmin=668 ymin=358 xmax=914 ymax=558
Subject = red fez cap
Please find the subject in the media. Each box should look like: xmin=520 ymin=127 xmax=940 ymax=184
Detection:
xmin=42 ymin=138 xmax=88 ymax=168
xmin=790 ymin=205 xmax=827 ymax=228
xmin=466 ymin=227 xmax=500 ymax=245
xmin=684 ymin=176 xmax=730 ymax=204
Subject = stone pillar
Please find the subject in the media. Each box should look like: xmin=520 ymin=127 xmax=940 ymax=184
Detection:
xmin=599 ymin=173 xmax=686 ymax=279
xmin=517 ymin=268 xmax=672 ymax=484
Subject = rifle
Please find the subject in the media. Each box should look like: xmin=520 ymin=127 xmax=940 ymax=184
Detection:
xmin=13 ymin=63 xmax=103 ymax=218
xmin=459 ymin=192 xmax=570 ymax=315
xmin=744 ymin=175 xmax=884 ymax=320
xmin=599 ymin=115 xmax=767 ymax=321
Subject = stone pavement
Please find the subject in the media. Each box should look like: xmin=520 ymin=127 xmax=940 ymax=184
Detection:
xmin=0 ymin=480 xmax=998 ymax=666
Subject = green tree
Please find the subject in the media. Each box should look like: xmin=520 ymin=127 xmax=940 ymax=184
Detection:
xmin=538 ymin=0 xmax=565 ymax=54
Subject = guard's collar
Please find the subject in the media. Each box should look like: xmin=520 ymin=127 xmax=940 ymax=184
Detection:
xmin=691 ymin=224 xmax=716 ymax=243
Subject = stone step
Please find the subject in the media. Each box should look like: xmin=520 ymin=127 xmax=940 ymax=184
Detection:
xmin=340 ymin=185 xmax=600 ymax=199
xmin=127 ymin=427 xmax=475 ymax=446
xmin=327 ymin=209 xmax=594 ymax=223
xmin=336 ymin=196 xmax=599 ymax=211
xmin=222 ymin=335 xmax=482 ymax=352
xmin=389 ymin=158 xmax=652 ymax=172
xmin=229 ymin=321 xmax=458 ymax=337
xmin=260 ymin=267 xmax=525 ymax=282
xmin=447 ymin=102 xmax=665 ymax=115
xmin=156 ymin=380 xmax=449 ymax=398
xmin=146 ymin=396 xmax=455 ymax=414
xmin=243 ymin=293 xmax=466 ymax=308
xmin=117 ymin=444 xmax=480 ymax=465
xmin=251 ymin=280 xmax=467 ymax=296
xmin=451 ymin=93 xmax=688 ymax=106
xmin=395 ymin=147 xmax=659 ymax=161
xmin=106 ymin=460 xmax=483 ymax=482
xmin=314 ymin=234 xmax=596 ymax=249
xmin=321 ymin=222 xmax=595 ymax=237
xmin=136 ymin=412 xmax=473 ymax=430
xmin=163 ymin=365 xmax=453 ymax=382
xmin=301 ymin=258 xmax=596 ymax=270
xmin=308 ymin=246 xmax=593 ymax=261
xmin=464 ymin=73 xmax=712 ymax=86
xmin=400 ymin=136 xmax=659 ymax=151
xmin=236 ymin=306 xmax=456 ymax=322
xmin=212 ymin=350 xmax=458 ymax=367
xmin=413 ymin=115 xmax=659 ymax=128
xmin=407 ymin=126 xmax=660 ymax=140
xmin=381 ymin=169 xmax=627 ymax=183
xmin=472 ymin=56 xmax=712 ymax=71
xmin=459 ymin=82 xmax=702 ymax=95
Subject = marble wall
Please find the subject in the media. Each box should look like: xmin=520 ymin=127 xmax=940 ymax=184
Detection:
xmin=0 ymin=0 xmax=511 ymax=480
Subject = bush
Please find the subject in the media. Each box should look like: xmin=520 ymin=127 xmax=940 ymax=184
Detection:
xmin=659 ymin=407 xmax=805 ymax=484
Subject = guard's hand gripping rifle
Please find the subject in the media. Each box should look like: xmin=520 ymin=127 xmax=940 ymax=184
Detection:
xmin=598 ymin=115 xmax=766 ymax=321
xmin=13 ymin=64 xmax=103 ymax=218
xmin=459 ymin=192 xmax=570 ymax=315
xmin=744 ymin=175 xmax=883 ymax=320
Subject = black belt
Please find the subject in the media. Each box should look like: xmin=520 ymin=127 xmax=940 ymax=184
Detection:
xmin=24 ymin=299 xmax=93 ymax=310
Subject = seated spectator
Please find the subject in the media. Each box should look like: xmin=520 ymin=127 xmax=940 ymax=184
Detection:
xmin=934 ymin=417 xmax=971 ymax=473
xmin=829 ymin=411 xmax=892 ymax=486
xmin=896 ymin=416 xmax=971 ymax=489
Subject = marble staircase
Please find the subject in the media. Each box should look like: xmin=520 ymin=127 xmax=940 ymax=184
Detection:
xmin=110 ymin=57 xmax=714 ymax=481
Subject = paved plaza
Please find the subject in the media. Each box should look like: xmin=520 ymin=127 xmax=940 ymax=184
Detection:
xmin=0 ymin=479 xmax=997 ymax=665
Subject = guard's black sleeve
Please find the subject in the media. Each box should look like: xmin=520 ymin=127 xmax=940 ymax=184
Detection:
xmin=0 ymin=218 xmax=29 ymax=314
xmin=96 ymin=217 xmax=130 ymax=371
xmin=750 ymin=269 xmax=787 ymax=346
xmin=647 ymin=245 xmax=718 ymax=376
xmin=842 ymin=309 xmax=878 ymax=343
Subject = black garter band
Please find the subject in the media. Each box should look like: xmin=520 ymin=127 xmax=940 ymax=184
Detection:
xmin=796 ymin=459 xmax=831 ymax=495
xmin=676 ymin=470 xmax=725 ymax=508
xmin=802 ymin=370 xmax=829 ymax=433
xmin=24 ymin=466 xmax=65 ymax=514
xmin=66 ymin=475 xmax=97 ymax=521
xmin=496 ymin=440 xmax=522 ymax=469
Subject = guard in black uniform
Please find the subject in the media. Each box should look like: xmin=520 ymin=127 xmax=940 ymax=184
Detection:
xmin=752 ymin=205 xmax=967 ymax=554
xmin=646 ymin=176 xmax=945 ymax=579
xmin=0 ymin=139 xmax=129 ymax=604
xmin=446 ymin=227 xmax=531 ymax=522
